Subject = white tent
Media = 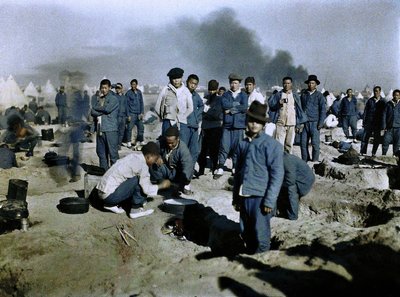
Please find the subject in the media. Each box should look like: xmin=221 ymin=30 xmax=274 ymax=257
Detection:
xmin=83 ymin=83 xmax=97 ymax=97
xmin=326 ymin=92 xmax=336 ymax=108
xmin=0 ymin=75 xmax=27 ymax=111
xmin=386 ymin=89 xmax=393 ymax=101
xmin=41 ymin=80 xmax=57 ymax=105
xmin=356 ymin=92 xmax=364 ymax=100
xmin=24 ymin=81 xmax=39 ymax=98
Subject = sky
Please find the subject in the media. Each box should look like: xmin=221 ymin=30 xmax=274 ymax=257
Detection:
xmin=0 ymin=0 xmax=399 ymax=91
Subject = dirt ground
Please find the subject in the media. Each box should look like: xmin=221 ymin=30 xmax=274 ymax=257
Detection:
xmin=0 ymin=114 xmax=399 ymax=296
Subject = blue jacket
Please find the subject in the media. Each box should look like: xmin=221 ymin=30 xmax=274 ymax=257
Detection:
xmin=125 ymin=89 xmax=144 ymax=115
xmin=159 ymin=139 xmax=193 ymax=185
xmin=269 ymin=91 xmax=308 ymax=127
xmin=328 ymin=99 xmax=341 ymax=117
xmin=363 ymin=97 xmax=385 ymax=130
xmin=55 ymin=92 xmax=67 ymax=107
xmin=186 ymin=91 xmax=204 ymax=128
xmin=300 ymin=90 xmax=326 ymax=126
xmin=283 ymin=152 xmax=315 ymax=197
xmin=339 ymin=96 xmax=358 ymax=117
xmin=115 ymin=93 xmax=128 ymax=118
xmin=221 ymin=91 xmax=248 ymax=129
xmin=202 ymin=94 xmax=223 ymax=129
xmin=90 ymin=92 xmax=119 ymax=132
xmin=233 ymin=133 xmax=284 ymax=208
xmin=382 ymin=100 xmax=400 ymax=129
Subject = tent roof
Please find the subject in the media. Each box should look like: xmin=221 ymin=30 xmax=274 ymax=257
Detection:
xmin=24 ymin=81 xmax=39 ymax=98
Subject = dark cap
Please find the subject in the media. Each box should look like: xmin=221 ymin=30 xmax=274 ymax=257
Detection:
xmin=228 ymin=73 xmax=242 ymax=82
xmin=304 ymin=74 xmax=320 ymax=85
xmin=246 ymin=101 xmax=269 ymax=123
xmin=165 ymin=126 xmax=179 ymax=137
xmin=208 ymin=79 xmax=219 ymax=91
xmin=167 ymin=67 xmax=184 ymax=79
xmin=323 ymin=90 xmax=329 ymax=96
xmin=142 ymin=141 xmax=160 ymax=156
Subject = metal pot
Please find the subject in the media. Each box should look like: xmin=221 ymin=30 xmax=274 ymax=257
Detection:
xmin=57 ymin=197 xmax=89 ymax=214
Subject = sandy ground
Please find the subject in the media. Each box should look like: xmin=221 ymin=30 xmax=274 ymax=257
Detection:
xmin=0 ymin=110 xmax=400 ymax=296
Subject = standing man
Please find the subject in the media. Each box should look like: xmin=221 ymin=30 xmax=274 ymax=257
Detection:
xmin=28 ymin=97 xmax=38 ymax=114
xmin=268 ymin=76 xmax=307 ymax=154
xmin=182 ymin=74 xmax=204 ymax=167
xmin=381 ymin=89 xmax=400 ymax=156
xmin=245 ymin=76 xmax=265 ymax=106
xmin=300 ymin=74 xmax=326 ymax=162
xmin=214 ymin=73 xmax=248 ymax=179
xmin=55 ymin=86 xmax=67 ymax=124
xmin=115 ymin=83 xmax=128 ymax=150
xmin=90 ymin=79 xmax=119 ymax=171
xmin=155 ymin=67 xmax=193 ymax=136
xmin=339 ymin=88 xmax=358 ymax=141
xmin=360 ymin=86 xmax=386 ymax=156
xmin=197 ymin=79 xmax=223 ymax=177
xmin=125 ymin=79 xmax=145 ymax=148
xmin=233 ymin=101 xmax=284 ymax=254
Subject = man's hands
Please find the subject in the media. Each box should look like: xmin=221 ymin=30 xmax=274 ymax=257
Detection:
xmin=262 ymin=206 xmax=273 ymax=214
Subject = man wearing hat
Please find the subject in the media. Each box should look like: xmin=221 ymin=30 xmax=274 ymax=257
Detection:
xmin=233 ymin=101 xmax=284 ymax=254
xmin=155 ymin=67 xmax=193 ymax=137
xmin=300 ymin=74 xmax=326 ymax=162
xmin=149 ymin=126 xmax=194 ymax=195
xmin=214 ymin=73 xmax=248 ymax=179
xmin=268 ymin=76 xmax=307 ymax=153
xmin=96 ymin=142 xmax=171 ymax=219
xmin=197 ymin=79 xmax=223 ymax=177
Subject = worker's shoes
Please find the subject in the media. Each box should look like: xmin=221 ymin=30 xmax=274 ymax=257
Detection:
xmin=213 ymin=168 xmax=224 ymax=179
xmin=129 ymin=208 xmax=154 ymax=219
xmin=104 ymin=205 xmax=125 ymax=214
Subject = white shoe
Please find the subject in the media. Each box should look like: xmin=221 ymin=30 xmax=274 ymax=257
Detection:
xmin=104 ymin=205 xmax=125 ymax=214
xmin=129 ymin=208 xmax=154 ymax=219
xmin=127 ymin=142 xmax=132 ymax=148
xmin=213 ymin=168 xmax=224 ymax=179
xmin=121 ymin=142 xmax=128 ymax=147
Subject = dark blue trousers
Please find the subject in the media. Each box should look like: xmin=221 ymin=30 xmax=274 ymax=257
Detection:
xmin=300 ymin=121 xmax=320 ymax=162
xmin=179 ymin=124 xmax=200 ymax=168
xmin=360 ymin=128 xmax=382 ymax=155
xmin=240 ymin=196 xmax=273 ymax=254
xmin=96 ymin=131 xmax=119 ymax=171
xmin=118 ymin=116 xmax=127 ymax=146
xmin=218 ymin=128 xmax=244 ymax=169
xmin=127 ymin=114 xmax=144 ymax=143
xmin=382 ymin=127 xmax=400 ymax=155
xmin=103 ymin=176 xmax=145 ymax=208
xmin=342 ymin=115 xmax=358 ymax=139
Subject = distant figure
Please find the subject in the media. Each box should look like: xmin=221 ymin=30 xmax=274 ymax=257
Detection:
xmin=55 ymin=86 xmax=67 ymax=124
xmin=28 ymin=97 xmax=38 ymax=114
xmin=269 ymin=76 xmax=307 ymax=154
xmin=197 ymin=79 xmax=223 ymax=177
xmin=182 ymin=74 xmax=204 ymax=168
xmin=96 ymin=142 xmax=171 ymax=218
xmin=233 ymin=101 xmax=284 ymax=254
xmin=149 ymin=126 xmax=194 ymax=195
xmin=339 ymin=88 xmax=358 ymax=140
xmin=245 ymin=76 xmax=265 ymax=106
xmin=35 ymin=106 xmax=51 ymax=125
xmin=0 ymin=114 xmax=39 ymax=157
xmin=277 ymin=152 xmax=315 ymax=220
xmin=125 ymin=79 xmax=145 ymax=148
xmin=21 ymin=105 xmax=36 ymax=124
xmin=82 ymin=90 xmax=90 ymax=121
xmin=155 ymin=67 xmax=193 ymax=136
xmin=218 ymin=86 xmax=226 ymax=96
xmin=90 ymin=79 xmax=120 ymax=171
xmin=0 ymin=143 xmax=18 ymax=169
xmin=300 ymin=75 xmax=326 ymax=162
xmin=91 ymin=90 xmax=99 ymax=109
xmin=382 ymin=89 xmax=400 ymax=155
xmin=360 ymin=86 xmax=386 ymax=156
xmin=114 ymin=83 xmax=128 ymax=150
xmin=214 ymin=73 xmax=248 ymax=179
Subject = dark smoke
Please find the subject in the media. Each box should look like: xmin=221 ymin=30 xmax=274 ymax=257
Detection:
xmin=32 ymin=8 xmax=307 ymax=88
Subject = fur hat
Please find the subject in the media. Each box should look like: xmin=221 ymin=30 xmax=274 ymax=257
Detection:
xmin=304 ymin=74 xmax=320 ymax=85
xmin=246 ymin=101 xmax=269 ymax=123
xmin=228 ymin=73 xmax=242 ymax=82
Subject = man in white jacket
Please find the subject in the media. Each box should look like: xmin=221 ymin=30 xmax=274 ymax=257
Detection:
xmin=96 ymin=142 xmax=171 ymax=219
xmin=155 ymin=67 xmax=193 ymax=137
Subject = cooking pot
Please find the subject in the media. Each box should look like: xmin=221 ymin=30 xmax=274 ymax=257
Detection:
xmin=57 ymin=197 xmax=89 ymax=214
xmin=161 ymin=198 xmax=198 ymax=215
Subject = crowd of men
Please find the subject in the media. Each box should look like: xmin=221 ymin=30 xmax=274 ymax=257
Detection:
xmin=1 ymin=67 xmax=399 ymax=255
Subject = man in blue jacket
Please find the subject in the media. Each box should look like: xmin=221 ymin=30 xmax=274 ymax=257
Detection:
xmin=214 ymin=73 xmax=248 ymax=179
xmin=300 ymin=75 xmax=326 ymax=162
xmin=181 ymin=74 xmax=204 ymax=168
xmin=381 ymin=89 xmax=400 ymax=155
xmin=339 ymin=88 xmax=358 ymax=140
xmin=233 ymin=101 xmax=284 ymax=254
xmin=91 ymin=79 xmax=120 ymax=170
xmin=125 ymin=79 xmax=145 ymax=148
xmin=115 ymin=83 xmax=128 ymax=150
xmin=277 ymin=152 xmax=315 ymax=220
xmin=55 ymin=86 xmax=67 ymax=124
xmin=360 ymin=86 xmax=386 ymax=156
xmin=268 ymin=76 xmax=307 ymax=153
